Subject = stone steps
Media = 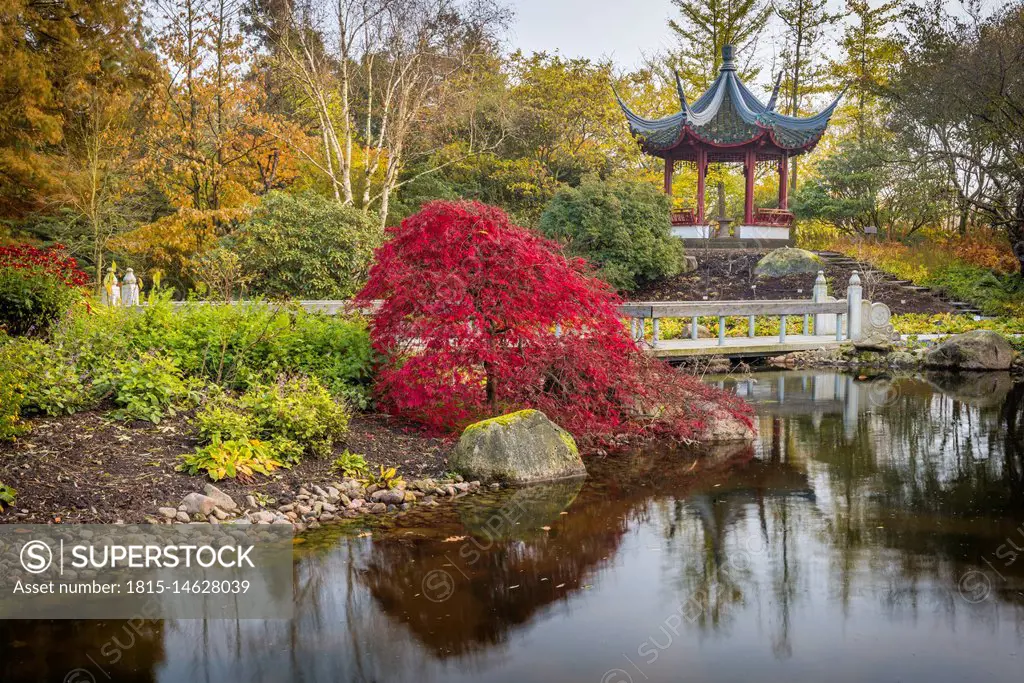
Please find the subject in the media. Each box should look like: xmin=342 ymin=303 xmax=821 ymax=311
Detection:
xmin=812 ymin=250 xmax=986 ymax=315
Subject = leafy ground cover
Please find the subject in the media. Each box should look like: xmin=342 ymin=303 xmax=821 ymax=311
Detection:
xmin=828 ymin=229 xmax=1024 ymax=317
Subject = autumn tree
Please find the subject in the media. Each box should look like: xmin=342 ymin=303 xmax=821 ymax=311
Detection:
xmin=776 ymin=0 xmax=838 ymax=191
xmin=666 ymin=0 xmax=772 ymax=90
xmin=252 ymin=0 xmax=507 ymax=225
xmin=357 ymin=200 xmax=752 ymax=443
xmin=53 ymin=2 xmax=157 ymax=286
xmin=830 ymin=0 xmax=904 ymax=140
xmin=0 ymin=0 xmax=150 ymax=219
xmin=148 ymin=0 xmax=287 ymax=211
xmin=889 ymin=1 xmax=1024 ymax=272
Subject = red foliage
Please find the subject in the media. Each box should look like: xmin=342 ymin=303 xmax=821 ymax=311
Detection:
xmin=0 ymin=243 xmax=89 ymax=287
xmin=358 ymin=200 xmax=753 ymax=446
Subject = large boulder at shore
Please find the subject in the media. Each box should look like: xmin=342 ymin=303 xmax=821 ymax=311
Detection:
xmin=693 ymin=400 xmax=757 ymax=442
xmin=754 ymin=248 xmax=823 ymax=277
xmin=924 ymin=329 xmax=1015 ymax=371
xmin=451 ymin=410 xmax=586 ymax=484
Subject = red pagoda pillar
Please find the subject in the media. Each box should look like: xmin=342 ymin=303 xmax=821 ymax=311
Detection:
xmin=778 ymin=155 xmax=789 ymax=210
xmin=743 ymin=149 xmax=755 ymax=225
xmin=664 ymin=158 xmax=673 ymax=195
xmin=696 ymin=149 xmax=707 ymax=224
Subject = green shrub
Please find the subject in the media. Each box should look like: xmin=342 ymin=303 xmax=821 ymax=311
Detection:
xmin=195 ymin=392 xmax=258 ymax=442
xmin=6 ymin=339 xmax=94 ymax=416
xmin=0 ymin=244 xmax=88 ymax=337
xmin=239 ymin=376 xmax=349 ymax=459
xmin=60 ymin=297 xmax=374 ymax=403
xmin=178 ymin=436 xmax=286 ymax=482
xmin=0 ymin=269 xmax=82 ymax=337
xmin=185 ymin=375 xmax=350 ymax=481
xmin=93 ymin=352 xmax=193 ymax=423
xmin=233 ymin=191 xmax=384 ymax=299
xmin=332 ymin=450 xmax=368 ymax=477
xmin=538 ymin=176 xmax=683 ymax=291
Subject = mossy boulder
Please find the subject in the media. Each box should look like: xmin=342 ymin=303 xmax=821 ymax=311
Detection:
xmin=451 ymin=410 xmax=586 ymax=484
xmin=754 ymin=248 xmax=823 ymax=277
xmin=924 ymin=330 xmax=1015 ymax=371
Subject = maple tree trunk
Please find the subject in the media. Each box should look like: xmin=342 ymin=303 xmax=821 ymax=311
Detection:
xmin=484 ymin=361 xmax=497 ymax=411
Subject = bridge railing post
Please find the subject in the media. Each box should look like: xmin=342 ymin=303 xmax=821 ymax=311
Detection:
xmin=847 ymin=271 xmax=862 ymax=341
xmin=812 ymin=270 xmax=828 ymax=334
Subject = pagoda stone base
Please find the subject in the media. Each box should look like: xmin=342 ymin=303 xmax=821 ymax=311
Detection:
xmin=737 ymin=225 xmax=791 ymax=241
xmin=670 ymin=224 xmax=713 ymax=239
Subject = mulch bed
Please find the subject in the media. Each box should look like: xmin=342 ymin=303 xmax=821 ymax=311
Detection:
xmin=0 ymin=411 xmax=454 ymax=525
xmin=632 ymin=249 xmax=953 ymax=315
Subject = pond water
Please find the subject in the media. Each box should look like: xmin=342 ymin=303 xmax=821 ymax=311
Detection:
xmin=3 ymin=370 xmax=1024 ymax=683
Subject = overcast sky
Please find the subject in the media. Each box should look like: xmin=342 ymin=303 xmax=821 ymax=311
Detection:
xmin=506 ymin=0 xmax=1001 ymax=81
xmin=506 ymin=0 xmax=676 ymax=68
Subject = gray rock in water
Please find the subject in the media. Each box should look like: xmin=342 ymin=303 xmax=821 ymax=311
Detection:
xmin=924 ymin=330 xmax=1015 ymax=371
xmin=370 ymin=489 xmax=406 ymax=505
xmin=251 ymin=510 xmax=276 ymax=524
xmin=450 ymin=409 xmax=586 ymax=484
xmin=181 ymin=493 xmax=219 ymax=516
xmin=754 ymin=248 xmax=823 ymax=277
xmin=203 ymin=484 xmax=238 ymax=511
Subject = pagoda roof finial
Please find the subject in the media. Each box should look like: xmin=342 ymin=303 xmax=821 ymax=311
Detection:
xmin=721 ymin=44 xmax=736 ymax=71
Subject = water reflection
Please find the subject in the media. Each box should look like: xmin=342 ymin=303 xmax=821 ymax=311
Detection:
xmin=3 ymin=371 xmax=1024 ymax=683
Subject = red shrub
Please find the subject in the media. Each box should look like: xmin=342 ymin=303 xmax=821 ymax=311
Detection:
xmin=0 ymin=243 xmax=89 ymax=287
xmin=358 ymin=200 xmax=752 ymax=445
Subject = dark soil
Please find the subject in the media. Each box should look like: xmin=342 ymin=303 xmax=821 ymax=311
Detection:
xmin=0 ymin=411 xmax=454 ymax=525
xmin=632 ymin=249 xmax=953 ymax=315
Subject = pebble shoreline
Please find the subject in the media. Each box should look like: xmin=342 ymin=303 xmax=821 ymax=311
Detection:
xmin=148 ymin=477 xmax=495 ymax=533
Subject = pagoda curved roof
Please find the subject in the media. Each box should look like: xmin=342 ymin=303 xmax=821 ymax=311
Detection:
xmin=616 ymin=45 xmax=846 ymax=158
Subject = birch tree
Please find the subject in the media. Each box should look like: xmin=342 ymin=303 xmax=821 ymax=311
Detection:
xmin=256 ymin=0 xmax=505 ymax=225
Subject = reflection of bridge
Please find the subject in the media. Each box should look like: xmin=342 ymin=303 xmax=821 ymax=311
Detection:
xmin=716 ymin=371 xmax=877 ymax=439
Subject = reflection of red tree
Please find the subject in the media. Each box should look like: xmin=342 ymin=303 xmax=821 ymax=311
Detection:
xmin=358 ymin=443 xmax=775 ymax=659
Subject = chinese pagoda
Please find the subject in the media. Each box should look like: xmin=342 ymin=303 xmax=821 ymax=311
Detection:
xmin=616 ymin=45 xmax=844 ymax=241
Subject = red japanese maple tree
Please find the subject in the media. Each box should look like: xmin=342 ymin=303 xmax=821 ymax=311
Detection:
xmin=358 ymin=200 xmax=751 ymax=444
